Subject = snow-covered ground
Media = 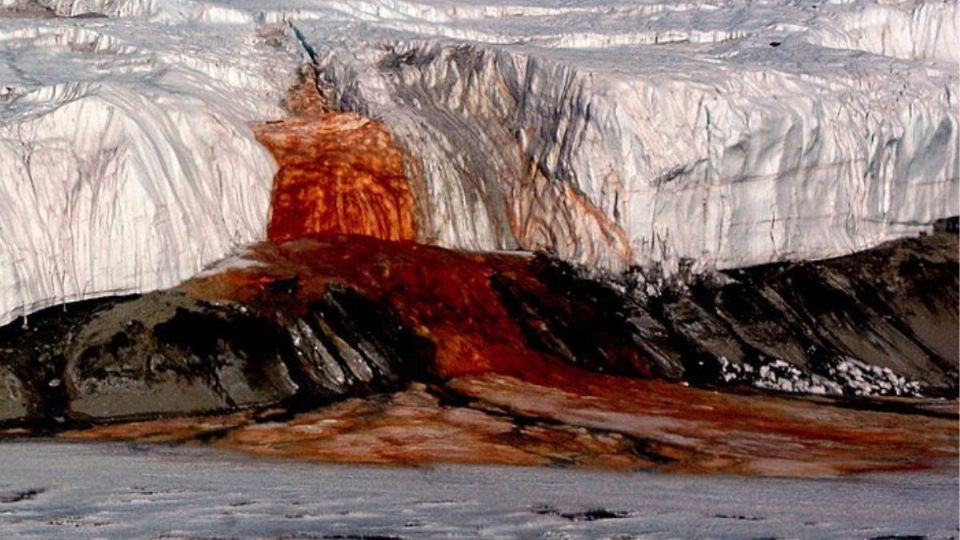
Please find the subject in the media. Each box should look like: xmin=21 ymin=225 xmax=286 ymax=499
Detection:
xmin=0 ymin=0 xmax=957 ymax=324
xmin=0 ymin=440 xmax=956 ymax=538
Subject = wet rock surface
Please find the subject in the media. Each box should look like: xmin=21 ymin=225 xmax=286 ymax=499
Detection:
xmin=489 ymin=231 xmax=958 ymax=397
xmin=652 ymin=232 xmax=958 ymax=396
xmin=0 ymin=365 xmax=28 ymax=422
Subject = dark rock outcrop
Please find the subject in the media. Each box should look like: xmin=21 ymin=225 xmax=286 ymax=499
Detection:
xmin=494 ymin=231 xmax=957 ymax=396
xmin=0 ymin=232 xmax=956 ymax=427
xmin=64 ymin=292 xmax=300 ymax=421
xmin=639 ymin=233 xmax=958 ymax=396
xmin=0 ymin=286 xmax=428 ymax=426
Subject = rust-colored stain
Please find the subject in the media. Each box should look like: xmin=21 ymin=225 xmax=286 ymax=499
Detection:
xmin=183 ymin=235 xmax=651 ymax=380
xmin=62 ymin=383 xmax=648 ymax=470
xmin=62 ymin=370 xmax=957 ymax=476
xmin=57 ymin=88 xmax=958 ymax=477
xmin=448 ymin=373 xmax=958 ymax=476
xmin=171 ymin=235 xmax=960 ymax=476
xmin=253 ymin=94 xmax=417 ymax=244
xmin=511 ymin=161 xmax=634 ymax=267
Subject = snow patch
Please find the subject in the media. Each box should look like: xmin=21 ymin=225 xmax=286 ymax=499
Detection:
xmin=718 ymin=356 xmax=925 ymax=397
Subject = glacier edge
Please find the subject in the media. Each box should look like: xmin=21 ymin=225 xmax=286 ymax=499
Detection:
xmin=0 ymin=0 xmax=957 ymax=325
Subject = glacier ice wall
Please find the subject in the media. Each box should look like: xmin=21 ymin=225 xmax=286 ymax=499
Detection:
xmin=0 ymin=10 xmax=298 ymax=324
xmin=298 ymin=0 xmax=959 ymax=271
xmin=0 ymin=0 xmax=957 ymax=325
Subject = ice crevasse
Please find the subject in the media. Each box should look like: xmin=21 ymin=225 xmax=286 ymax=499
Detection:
xmin=0 ymin=0 xmax=957 ymax=325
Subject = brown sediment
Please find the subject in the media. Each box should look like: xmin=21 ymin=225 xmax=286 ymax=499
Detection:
xmin=64 ymin=383 xmax=644 ymax=469
xmin=60 ymin=371 xmax=957 ymax=476
xmin=447 ymin=373 xmax=958 ymax=476
xmin=61 ymin=412 xmax=253 ymax=443
xmin=61 ymin=385 xmax=646 ymax=469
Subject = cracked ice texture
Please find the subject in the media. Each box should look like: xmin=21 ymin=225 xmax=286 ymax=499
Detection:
xmin=0 ymin=0 xmax=958 ymax=325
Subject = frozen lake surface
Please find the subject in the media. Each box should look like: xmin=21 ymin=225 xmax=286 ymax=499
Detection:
xmin=0 ymin=441 xmax=956 ymax=539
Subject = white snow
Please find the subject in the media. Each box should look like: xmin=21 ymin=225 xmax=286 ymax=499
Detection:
xmin=0 ymin=441 xmax=956 ymax=538
xmin=716 ymin=355 xmax=925 ymax=397
xmin=0 ymin=0 xmax=957 ymax=324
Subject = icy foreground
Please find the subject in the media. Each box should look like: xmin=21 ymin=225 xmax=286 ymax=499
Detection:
xmin=0 ymin=0 xmax=957 ymax=324
xmin=0 ymin=441 xmax=957 ymax=538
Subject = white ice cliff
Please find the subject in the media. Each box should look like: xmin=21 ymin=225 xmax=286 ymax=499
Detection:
xmin=300 ymin=0 xmax=959 ymax=271
xmin=0 ymin=0 xmax=957 ymax=324
xmin=0 ymin=4 xmax=298 ymax=324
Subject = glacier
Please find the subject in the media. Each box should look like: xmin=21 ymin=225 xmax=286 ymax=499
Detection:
xmin=0 ymin=4 xmax=298 ymax=324
xmin=301 ymin=0 xmax=959 ymax=270
xmin=0 ymin=0 xmax=957 ymax=324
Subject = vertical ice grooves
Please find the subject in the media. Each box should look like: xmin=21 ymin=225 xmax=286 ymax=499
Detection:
xmin=0 ymin=0 xmax=957 ymax=325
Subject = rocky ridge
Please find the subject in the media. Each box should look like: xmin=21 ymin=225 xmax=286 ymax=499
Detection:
xmin=0 ymin=230 xmax=955 ymax=429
